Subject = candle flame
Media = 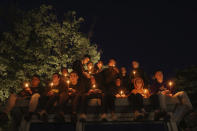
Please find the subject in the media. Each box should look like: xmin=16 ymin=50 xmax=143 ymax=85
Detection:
xmin=24 ymin=83 xmax=29 ymax=88
xmin=50 ymin=82 xmax=54 ymax=87
xmin=133 ymin=70 xmax=136 ymax=75
xmin=67 ymin=80 xmax=70 ymax=84
xmin=168 ymin=81 xmax=173 ymax=87
xmin=93 ymin=84 xmax=96 ymax=88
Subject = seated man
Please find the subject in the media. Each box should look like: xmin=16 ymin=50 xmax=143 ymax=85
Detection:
xmin=83 ymin=76 xmax=104 ymax=118
xmin=129 ymin=60 xmax=149 ymax=86
xmin=0 ymin=75 xmax=43 ymax=123
xmin=39 ymin=73 xmax=68 ymax=122
xmin=68 ymin=71 xmax=90 ymax=122
xmin=128 ymin=77 xmax=150 ymax=120
xmin=151 ymin=71 xmax=193 ymax=123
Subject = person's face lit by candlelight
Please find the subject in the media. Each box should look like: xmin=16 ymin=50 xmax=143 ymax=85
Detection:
xmin=87 ymin=62 xmax=93 ymax=71
xmin=108 ymin=59 xmax=116 ymax=67
xmin=52 ymin=73 xmax=60 ymax=85
xmin=61 ymin=68 xmax=68 ymax=77
xmin=97 ymin=61 xmax=103 ymax=69
xmin=31 ymin=76 xmax=40 ymax=87
xmin=70 ymin=72 xmax=79 ymax=85
xmin=132 ymin=61 xmax=139 ymax=69
xmin=155 ymin=71 xmax=163 ymax=83
xmin=82 ymin=55 xmax=90 ymax=65
xmin=135 ymin=78 xmax=143 ymax=90
xmin=121 ymin=67 xmax=127 ymax=76
xmin=115 ymin=78 xmax=121 ymax=87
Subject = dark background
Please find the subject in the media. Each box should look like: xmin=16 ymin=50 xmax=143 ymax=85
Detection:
xmin=1 ymin=0 xmax=197 ymax=77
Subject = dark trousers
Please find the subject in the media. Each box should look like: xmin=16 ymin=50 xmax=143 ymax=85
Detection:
xmin=103 ymin=92 xmax=116 ymax=113
xmin=150 ymin=94 xmax=160 ymax=110
xmin=72 ymin=93 xmax=86 ymax=114
xmin=83 ymin=93 xmax=104 ymax=114
xmin=128 ymin=93 xmax=144 ymax=111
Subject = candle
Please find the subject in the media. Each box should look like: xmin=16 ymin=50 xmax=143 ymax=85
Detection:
xmin=50 ymin=82 xmax=54 ymax=87
xmin=120 ymin=90 xmax=124 ymax=97
xmin=92 ymin=84 xmax=96 ymax=89
xmin=168 ymin=81 xmax=173 ymax=87
xmin=133 ymin=70 xmax=136 ymax=75
xmin=24 ymin=82 xmax=29 ymax=88
xmin=64 ymin=73 xmax=68 ymax=77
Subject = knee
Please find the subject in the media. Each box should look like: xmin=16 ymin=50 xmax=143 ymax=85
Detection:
xmin=31 ymin=93 xmax=40 ymax=99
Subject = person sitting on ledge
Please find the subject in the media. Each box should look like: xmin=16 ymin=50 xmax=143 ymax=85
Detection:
xmin=94 ymin=60 xmax=104 ymax=74
xmin=128 ymin=77 xmax=149 ymax=120
xmin=83 ymin=76 xmax=104 ymax=120
xmin=38 ymin=73 xmax=68 ymax=122
xmin=68 ymin=71 xmax=90 ymax=122
xmin=129 ymin=60 xmax=149 ymax=86
xmin=0 ymin=75 xmax=43 ymax=123
xmin=100 ymin=59 xmax=119 ymax=121
xmin=151 ymin=70 xmax=193 ymax=124
xmin=120 ymin=66 xmax=130 ymax=90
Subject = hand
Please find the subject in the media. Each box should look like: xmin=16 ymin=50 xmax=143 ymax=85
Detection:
xmin=47 ymin=91 xmax=54 ymax=96
xmin=25 ymin=88 xmax=32 ymax=95
xmin=116 ymin=94 xmax=121 ymax=98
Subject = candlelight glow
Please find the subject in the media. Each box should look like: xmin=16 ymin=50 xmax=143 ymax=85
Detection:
xmin=50 ymin=82 xmax=54 ymax=87
xmin=24 ymin=83 xmax=29 ymax=88
xmin=168 ymin=81 xmax=173 ymax=87
xmin=133 ymin=70 xmax=136 ymax=75
xmin=64 ymin=73 xmax=68 ymax=77
xmin=66 ymin=80 xmax=70 ymax=84
xmin=144 ymin=89 xmax=148 ymax=94
xmin=120 ymin=90 xmax=123 ymax=96
xmin=92 ymin=84 xmax=96 ymax=89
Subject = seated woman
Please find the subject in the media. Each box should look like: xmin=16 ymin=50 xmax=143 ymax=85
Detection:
xmin=128 ymin=77 xmax=150 ymax=120
xmin=151 ymin=70 xmax=193 ymax=123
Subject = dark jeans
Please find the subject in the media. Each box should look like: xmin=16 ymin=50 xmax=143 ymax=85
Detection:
xmin=128 ymin=93 xmax=144 ymax=111
xmin=103 ymin=92 xmax=116 ymax=113
xmin=39 ymin=92 xmax=69 ymax=113
xmin=150 ymin=94 xmax=160 ymax=110
xmin=83 ymin=93 xmax=104 ymax=114
xmin=72 ymin=93 xmax=86 ymax=114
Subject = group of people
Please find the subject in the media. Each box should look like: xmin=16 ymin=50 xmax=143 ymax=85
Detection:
xmin=0 ymin=55 xmax=193 ymax=125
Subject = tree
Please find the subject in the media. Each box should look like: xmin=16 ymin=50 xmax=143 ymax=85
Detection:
xmin=0 ymin=5 xmax=100 ymax=102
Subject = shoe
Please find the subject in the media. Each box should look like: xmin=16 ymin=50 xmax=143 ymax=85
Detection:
xmin=111 ymin=113 xmax=117 ymax=121
xmin=100 ymin=113 xmax=107 ymax=121
xmin=134 ymin=110 xmax=144 ymax=121
xmin=79 ymin=113 xmax=87 ymax=122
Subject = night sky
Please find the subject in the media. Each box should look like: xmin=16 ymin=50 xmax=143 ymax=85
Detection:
xmin=1 ymin=0 xmax=197 ymax=77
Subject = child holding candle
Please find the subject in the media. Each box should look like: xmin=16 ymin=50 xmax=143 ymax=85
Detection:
xmin=128 ymin=77 xmax=149 ymax=120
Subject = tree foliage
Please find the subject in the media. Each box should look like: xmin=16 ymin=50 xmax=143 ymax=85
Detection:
xmin=0 ymin=5 xmax=100 ymax=102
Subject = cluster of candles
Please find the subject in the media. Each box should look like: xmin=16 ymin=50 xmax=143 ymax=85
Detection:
xmin=23 ymin=70 xmax=175 ymax=97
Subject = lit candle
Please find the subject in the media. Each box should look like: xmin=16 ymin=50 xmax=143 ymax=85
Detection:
xmin=133 ymin=70 xmax=136 ymax=75
xmin=64 ymin=73 xmax=68 ymax=77
xmin=168 ymin=81 xmax=173 ymax=87
xmin=92 ymin=84 xmax=96 ymax=89
xmin=120 ymin=90 xmax=124 ymax=97
xmin=50 ymin=82 xmax=54 ymax=88
xmin=24 ymin=82 xmax=29 ymax=88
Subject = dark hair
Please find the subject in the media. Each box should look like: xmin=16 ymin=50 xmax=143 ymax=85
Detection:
xmin=32 ymin=74 xmax=40 ymax=79
xmin=84 ymin=54 xmax=91 ymax=59
xmin=53 ymin=73 xmax=60 ymax=78
xmin=70 ymin=71 xmax=78 ymax=75
xmin=61 ymin=67 xmax=68 ymax=72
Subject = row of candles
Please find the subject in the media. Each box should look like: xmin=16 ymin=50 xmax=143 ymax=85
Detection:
xmin=23 ymin=69 xmax=174 ymax=97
